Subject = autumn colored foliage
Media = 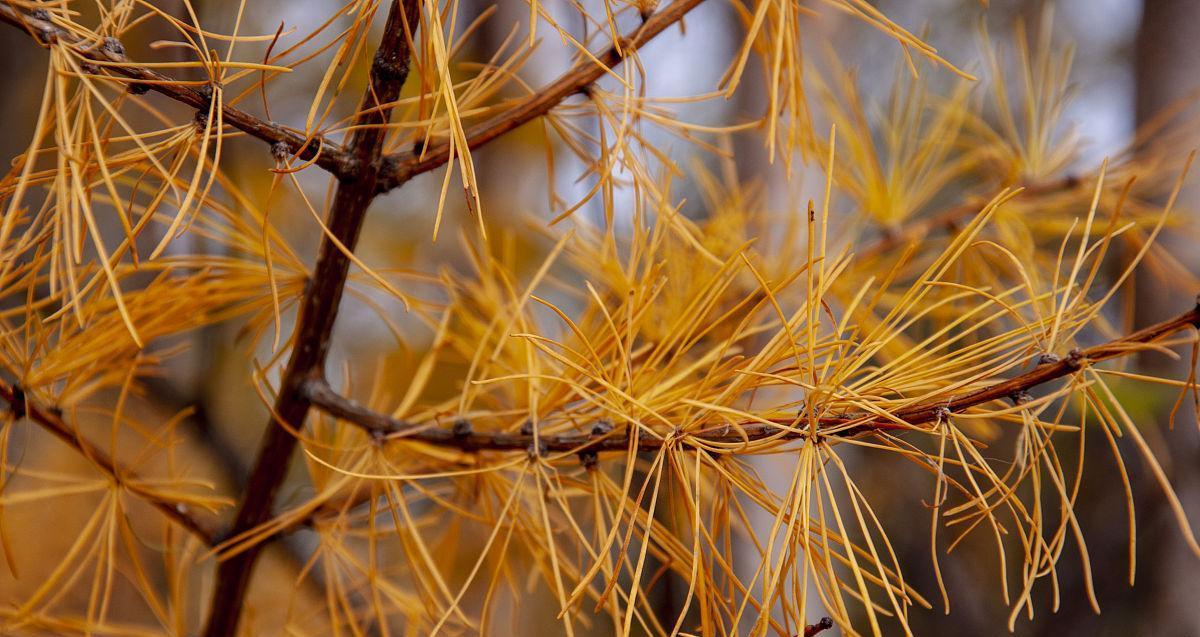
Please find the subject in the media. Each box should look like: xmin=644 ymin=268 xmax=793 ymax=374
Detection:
xmin=0 ymin=1 xmax=1198 ymax=635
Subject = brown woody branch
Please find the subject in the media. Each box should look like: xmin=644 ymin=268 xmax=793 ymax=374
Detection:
xmin=375 ymin=0 xmax=706 ymax=193
xmin=199 ymin=1 xmax=421 ymax=635
xmin=0 ymin=2 xmax=354 ymax=177
xmin=303 ymin=300 xmax=1200 ymax=454
xmin=0 ymin=0 xmax=713 ymax=631
xmin=202 ymin=3 xmax=712 ymax=631
xmin=0 ymin=380 xmax=219 ymax=544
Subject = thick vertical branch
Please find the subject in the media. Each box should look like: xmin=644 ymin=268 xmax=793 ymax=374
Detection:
xmin=201 ymin=2 xmax=421 ymax=635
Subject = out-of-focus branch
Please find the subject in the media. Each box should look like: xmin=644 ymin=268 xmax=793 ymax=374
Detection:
xmin=138 ymin=376 xmax=249 ymax=489
xmin=857 ymin=174 xmax=1083 ymax=261
xmin=303 ymin=300 xmax=1200 ymax=454
xmin=0 ymin=1 xmax=354 ymax=177
xmin=376 ymin=0 xmax=706 ymax=192
xmin=0 ymin=380 xmax=219 ymax=544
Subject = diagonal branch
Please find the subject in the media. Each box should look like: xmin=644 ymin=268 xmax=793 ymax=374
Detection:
xmin=303 ymin=300 xmax=1200 ymax=454
xmin=0 ymin=381 xmax=219 ymax=544
xmin=200 ymin=1 xmax=421 ymax=635
xmin=375 ymin=0 xmax=706 ymax=192
xmin=857 ymin=174 xmax=1083 ymax=261
xmin=0 ymin=2 xmax=354 ymax=178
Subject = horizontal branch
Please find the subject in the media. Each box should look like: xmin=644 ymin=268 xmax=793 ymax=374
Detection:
xmin=304 ymin=299 xmax=1200 ymax=455
xmin=0 ymin=2 xmax=354 ymax=177
xmin=0 ymin=380 xmax=219 ymax=544
xmin=375 ymin=0 xmax=705 ymax=192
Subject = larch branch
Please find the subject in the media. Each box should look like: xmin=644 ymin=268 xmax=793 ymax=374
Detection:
xmin=376 ymin=0 xmax=706 ymax=192
xmin=303 ymin=301 xmax=1200 ymax=453
xmin=0 ymin=1 xmax=355 ymax=178
xmin=0 ymin=380 xmax=219 ymax=545
xmin=200 ymin=1 xmax=422 ymax=635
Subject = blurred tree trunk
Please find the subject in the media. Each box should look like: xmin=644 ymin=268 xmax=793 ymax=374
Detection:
xmin=1133 ymin=2 xmax=1200 ymax=636
xmin=1136 ymin=1 xmax=1200 ymax=131
xmin=1135 ymin=0 xmax=1200 ymax=326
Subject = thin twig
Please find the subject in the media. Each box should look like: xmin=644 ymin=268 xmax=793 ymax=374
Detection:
xmin=375 ymin=0 xmax=706 ymax=192
xmin=0 ymin=2 xmax=354 ymax=177
xmin=303 ymin=300 xmax=1200 ymax=452
xmin=0 ymin=380 xmax=219 ymax=544
xmin=199 ymin=1 xmax=422 ymax=635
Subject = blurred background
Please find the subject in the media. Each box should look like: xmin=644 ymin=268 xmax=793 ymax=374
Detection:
xmin=1 ymin=0 xmax=1198 ymax=635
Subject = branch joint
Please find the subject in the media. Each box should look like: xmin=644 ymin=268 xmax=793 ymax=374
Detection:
xmin=802 ymin=617 xmax=834 ymax=637
xmin=7 ymin=384 xmax=26 ymax=420
xmin=29 ymin=9 xmax=61 ymax=45
xmin=101 ymin=36 xmax=125 ymax=57
xmin=1036 ymin=352 xmax=1061 ymax=366
xmin=1009 ymin=390 xmax=1033 ymax=406
xmin=1065 ymin=348 xmax=1086 ymax=370
xmin=371 ymin=51 xmax=407 ymax=82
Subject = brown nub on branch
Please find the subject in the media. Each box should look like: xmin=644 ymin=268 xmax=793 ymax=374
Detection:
xmin=1036 ymin=352 xmax=1061 ymax=365
xmin=101 ymin=36 xmax=124 ymax=56
xmin=29 ymin=9 xmax=61 ymax=44
xmin=8 ymin=384 xmax=25 ymax=420
xmin=1009 ymin=390 xmax=1033 ymax=406
xmin=526 ymin=440 xmax=548 ymax=460
xmin=371 ymin=50 xmax=408 ymax=82
xmin=193 ymin=108 xmax=211 ymax=132
xmin=803 ymin=617 xmax=834 ymax=637
xmin=1064 ymin=348 xmax=1086 ymax=369
xmin=578 ymin=449 xmax=599 ymax=470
